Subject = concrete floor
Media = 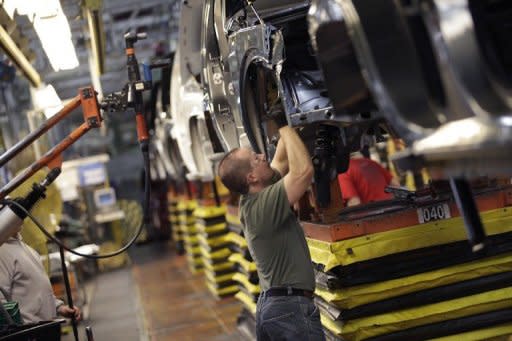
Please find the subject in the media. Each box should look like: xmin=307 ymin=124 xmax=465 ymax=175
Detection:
xmin=62 ymin=241 xmax=243 ymax=341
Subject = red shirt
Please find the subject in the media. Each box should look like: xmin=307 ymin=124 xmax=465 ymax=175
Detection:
xmin=338 ymin=158 xmax=393 ymax=204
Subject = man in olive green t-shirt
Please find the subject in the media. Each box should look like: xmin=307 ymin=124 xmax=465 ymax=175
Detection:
xmin=218 ymin=124 xmax=325 ymax=340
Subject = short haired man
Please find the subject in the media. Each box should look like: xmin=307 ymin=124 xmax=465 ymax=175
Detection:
xmin=0 ymin=232 xmax=82 ymax=324
xmin=218 ymin=123 xmax=325 ymax=340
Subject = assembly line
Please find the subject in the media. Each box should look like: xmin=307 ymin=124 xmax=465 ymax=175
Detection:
xmin=0 ymin=0 xmax=511 ymax=340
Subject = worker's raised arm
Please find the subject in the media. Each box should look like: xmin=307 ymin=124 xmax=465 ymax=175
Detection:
xmin=280 ymin=126 xmax=313 ymax=205
xmin=270 ymin=136 xmax=288 ymax=176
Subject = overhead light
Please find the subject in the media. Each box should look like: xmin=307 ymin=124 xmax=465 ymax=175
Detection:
xmin=31 ymin=84 xmax=63 ymax=119
xmin=4 ymin=0 xmax=79 ymax=72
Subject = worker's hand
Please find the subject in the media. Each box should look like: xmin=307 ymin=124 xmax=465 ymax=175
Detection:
xmin=58 ymin=305 xmax=82 ymax=322
xmin=266 ymin=103 xmax=288 ymax=128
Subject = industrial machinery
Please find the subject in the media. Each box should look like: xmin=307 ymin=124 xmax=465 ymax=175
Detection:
xmin=308 ymin=0 xmax=512 ymax=178
xmin=166 ymin=0 xmax=512 ymax=248
xmin=180 ymin=0 xmax=381 ymax=208
xmin=305 ymin=0 xmax=512 ymax=251
xmin=165 ymin=0 xmax=225 ymax=184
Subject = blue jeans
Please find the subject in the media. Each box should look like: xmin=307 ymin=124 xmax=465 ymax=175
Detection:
xmin=256 ymin=291 xmax=325 ymax=341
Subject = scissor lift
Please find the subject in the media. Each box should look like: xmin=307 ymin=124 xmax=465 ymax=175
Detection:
xmin=302 ymin=179 xmax=512 ymax=340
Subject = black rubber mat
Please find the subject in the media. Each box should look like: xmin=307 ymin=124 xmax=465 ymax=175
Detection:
xmin=319 ymin=272 xmax=512 ymax=321
xmin=196 ymin=215 xmax=226 ymax=226
xmin=205 ymin=267 xmax=238 ymax=277
xmin=199 ymin=228 xmax=230 ymax=238
xmin=314 ymin=269 xmax=340 ymax=290
xmin=365 ymin=307 xmax=512 ymax=341
xmin=318 ymin=231 xmax=512 ymax=287
xmin=315 ymin=296 xmax=342 ymax=321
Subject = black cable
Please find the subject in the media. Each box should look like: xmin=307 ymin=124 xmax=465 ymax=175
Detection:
xmin=0 ymin=148 xmax=151 ymax=259
xmin=59 ymin=245 xmax=79 ymax=341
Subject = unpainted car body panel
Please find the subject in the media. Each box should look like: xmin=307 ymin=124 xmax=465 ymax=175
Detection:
xmin=170 ymin=49 xmax=210 ymax=180
xmin=202 ymin=0 xmax=245 ymax=152
xmin=309 ymin=0 xmax=512 ymax=177
xmin=206 ymin=0 xmax=341 ymax=154
xmin=150 ymin=68 xmax=181 ymax=180
xmin=179 ymin=0 xmax=204 ymax=79
xmin=154 ymin=116 xmax=180 ymax=180
xmin=167 ymin=1 xmax=222 ymax=182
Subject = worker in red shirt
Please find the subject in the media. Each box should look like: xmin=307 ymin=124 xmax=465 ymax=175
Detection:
xmin=338 ymin=147 xmax=399 ymax=206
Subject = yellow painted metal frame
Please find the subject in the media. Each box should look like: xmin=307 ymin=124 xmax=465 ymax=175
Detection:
xmin=315 ymin=253 xmax=512 ymax=309
xmin=205 ymin=270 xmax=236 ymax=284
xmin=206 ymin=281 xmax=238 ymax=298
xmin=197 ymin=233 xmax=230 ymax=248
xmin=308 ymin=208 xmax=512 ymax=271
xmin=199 ymin=246 xmax=231 ymax=260
xmin=431 ymin=323 xmax=512 ymax=341
xmin=196 ymin=222 xmax=227 ymax=234
xmin=235 ymin=291 xmax=257 ymax=315
xmin=232 ymin=273 xmax=260 ymax=294
xmin=193 ymin=205 xmax=226 ymax=218
xmin=226 ymin=212 xmax=242 ymax=226
xmin=321 ymin=286 xmax=512 ymax=341
xmin=226 ymin=232 xmax=247 ymax=248
xmin=228 ymin=253 xmax=257 ymax=273
xmin=203 ymin=260 xmax=235 ymax=272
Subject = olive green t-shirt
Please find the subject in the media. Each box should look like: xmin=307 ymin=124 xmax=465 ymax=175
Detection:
xmin=239 ymin=172 xmax=315 ymax=292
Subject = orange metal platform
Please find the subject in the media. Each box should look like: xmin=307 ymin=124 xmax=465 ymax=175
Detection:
xmin=302 ymin=186 xmax=512 ymax=243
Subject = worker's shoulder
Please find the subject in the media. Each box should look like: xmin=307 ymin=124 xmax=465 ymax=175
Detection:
xmin=244 ymin=181 xmax=282 ymax=201
xmin=240 ymin=182 xmax=281 ymax=212
xmin=239 ymin=193 xmax=255 ymax=216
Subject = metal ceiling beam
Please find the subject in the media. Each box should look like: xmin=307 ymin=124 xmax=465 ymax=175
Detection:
xmin=0 ymin=8 xmax=41 ymax=87
xmin=83 ymin=0 xmax=105 ymax=75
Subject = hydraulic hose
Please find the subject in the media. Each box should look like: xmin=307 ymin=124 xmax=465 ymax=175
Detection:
xmin=0 ymin=144 xmax=150 ymax=259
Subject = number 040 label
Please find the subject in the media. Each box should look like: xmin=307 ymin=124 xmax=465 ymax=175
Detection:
xmin=417 ymin=203 xmax=451 ymax=224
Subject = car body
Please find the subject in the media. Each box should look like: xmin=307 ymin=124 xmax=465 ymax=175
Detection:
xmin=309 ymin=0 xmax=512 ymax=178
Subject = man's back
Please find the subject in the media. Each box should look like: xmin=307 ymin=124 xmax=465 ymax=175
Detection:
xmin=240 ymin=177 xmax=314 ymax=292
xmin=0 ymin=236 xmax=58 ymax=323
xmin=338 ymin=158 xmax=393 ymax=204
xmin=217 ymin=125 xmax=324 ymax=340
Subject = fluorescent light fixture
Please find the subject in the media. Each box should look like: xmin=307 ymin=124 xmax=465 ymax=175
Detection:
xmin=31 ymin=84 xmax=63 ymax=118
xmin=4 ymin=0 xmax=79 ymax=72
